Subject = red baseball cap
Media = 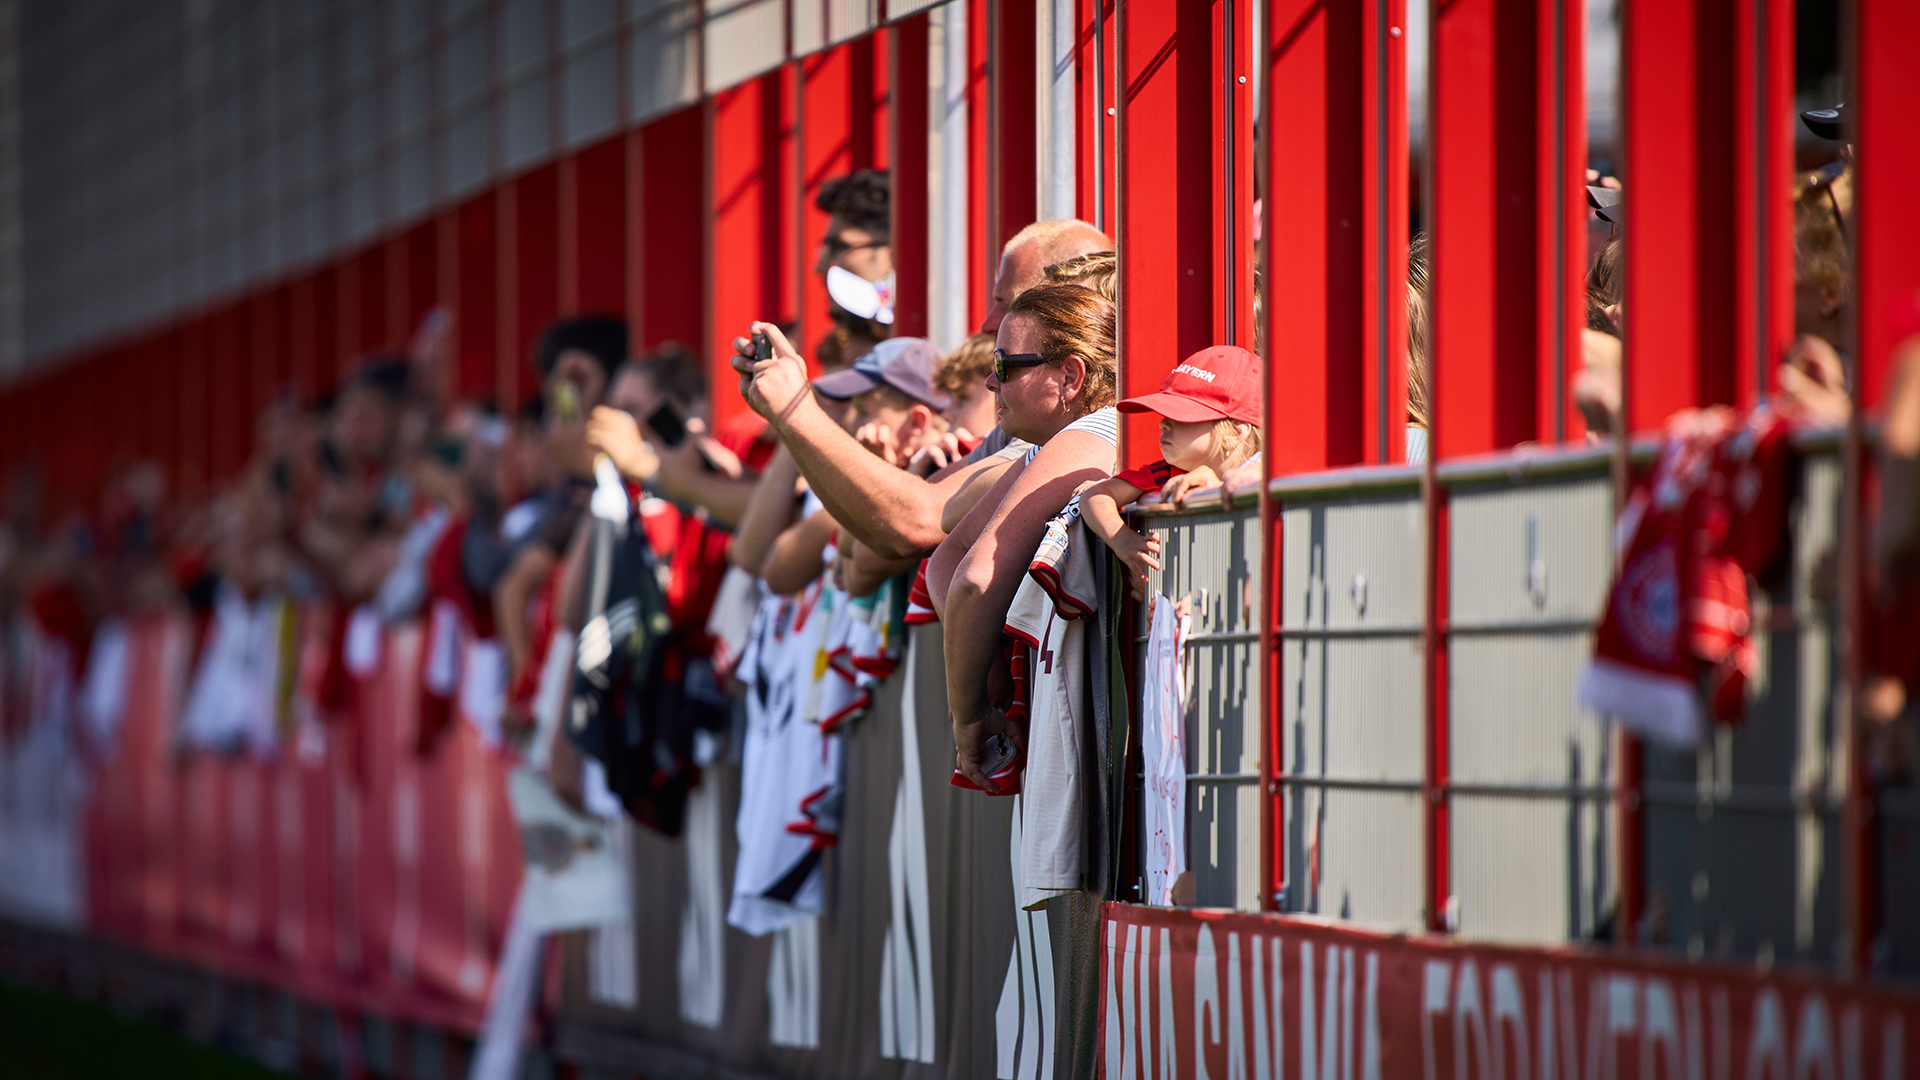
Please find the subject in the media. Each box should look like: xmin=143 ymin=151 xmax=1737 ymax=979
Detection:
xmin=1116 ymin=345 xmax=1262 ymax=425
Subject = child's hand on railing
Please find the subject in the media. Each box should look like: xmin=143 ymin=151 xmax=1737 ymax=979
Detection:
xmin=1159 ymin=465 xmax=1221 ymax=508
xmin=1107 ymin=526 xmax=1162 ymax=602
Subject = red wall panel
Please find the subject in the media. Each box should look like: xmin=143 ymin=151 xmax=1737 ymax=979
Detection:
xmin=628 ymin=107 xmax=706 ymax=355
xmin=1074 ymin=0 xmax=1114 ymax=237
xmin=1261 ymin=0 xmax=1366 ymax=475
xmin=860 ymin=31 xmax=889 ymax=171
xmin=453 ymin=193 xmax=499 ymax=406
xmin=1115 ymin=0 xmax=1227 ymax=470
xmin=989 ymin=0 xmax=1035 ymax=252
xmin=707 ymin=74 xmax=793 ymax=430
xmin=407 ymin=222 xmax=440 ymax=342
xmin=966 ymin=0 xmax=991 ymax=331
xmin=890 ymin=15 xmax=931 ymax=341
xmin=1429 ymin=0 xmax=1542 ymax=457
xmin=562 ymin=137 xmax=629 ymax=317
xmin=177 ymin=318 xmax=210 ymax=496
xmin=246 ymin=289 xmax=289 ymax=421
xmin=142 ymin=333 xmax=183 ymax=477
xmin=1620 ymin=0 xmax=1740 ymax=430
xmin=799 ymin=47 xmax=855 ymax=362
xmin=310 ymin=267 xmax=343 ymax=397
xmin=499 ymin=165 xmax=561 ymax=411
xmin=1853 ymin=0 xmax=1920 ymax=410
xmin=205 ymin=304 xmax=246 ymax=481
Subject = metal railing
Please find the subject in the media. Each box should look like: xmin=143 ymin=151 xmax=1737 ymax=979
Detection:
xmin=1131 ymin=435 xmax=1919 ymax=976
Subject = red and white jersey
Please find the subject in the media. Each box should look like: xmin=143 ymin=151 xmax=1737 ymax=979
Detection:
xmin=729 ymin=582 xmax=838 ymax=936
xmin=1006 ymin=573 xmax=1089 ymax=911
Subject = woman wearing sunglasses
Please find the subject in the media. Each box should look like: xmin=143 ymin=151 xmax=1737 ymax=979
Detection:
xmin=925 ymin=283 xmax=1119 ymax=794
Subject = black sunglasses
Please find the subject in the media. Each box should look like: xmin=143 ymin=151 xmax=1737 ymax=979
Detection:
xmin=820 ymin=235 xmax=888 ymax=258
xmin=993 ymin=349 xmax=1051 ymax=383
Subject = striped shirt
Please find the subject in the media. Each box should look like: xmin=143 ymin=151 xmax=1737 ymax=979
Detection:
xmin=1020 ymin=407 xmax=1120 ymax=467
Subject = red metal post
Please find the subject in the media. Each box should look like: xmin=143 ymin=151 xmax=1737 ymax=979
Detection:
xmin=1214 ymin=0 xmax=1256 ymax=353
xmin=153 ymin=333 xmax=184 ymax=476
xmin=358 ymin=247 xmax=392 ymax=354
xmin=1074 ymin=0 xmax=1115 ymax=236
xmin=1845 ymin=0 xmax=1920 ymax=976
xmin=1735 ymin=0 xmax=1794 ymax=409
xmin=1536 ymin=0 xmax=1587 ymax=443
xmin=245 ymin=289 xmax=287 ymax=440
xmin=287 ymin=275 xmax=317 ymax=402
xmin=558 ymin=155 xmax=581 ymax=314
xmin=890 ymin=14 xmax=932 ymax=340
xmin=989 ymin=0 xmax=1036 ymax=251
xmin=177 ymin=317 xmax=208 ymax=497
xmin=857 ymin=30 xmax=890 ymax=170
xmin=499 ymin=165 xmax=561 ymax=413
xmin=779 ymin=62 xmax=803 ymax=355
xmin=1363 ymin=0 xmax=1408 ymax=463
xmin=214 ymin=311 xmax=243 ymax=470
xmin=383 ymin=235 xmax=410 ymax=348
xmin=967 ymin=0 xmax=991 ymax=327
xmin=798 ymin=45 xmax=856 ymax=360
xmin=405 ymin=224 xmax=439 ymax=346
xmin=707 ymin=74 xmax=794 ymax=430
xmin=1429 ymin=0 xmax=1550 ymax=457
xmin=562 ymin=137 xmax=629 ymax=316
xmin=1114 ymin=0 xmax=1223 ymax=469
xmin=1620 ymin=0 xmax=1740 ymax=431
xmin=494 ymin=179 xmax=522 ymax=412
xmin=628 ymin=107 xmax=707 ymax=354
xmin=453 ymin=194 xmax=498 ymax=404
xmin=1852 ymin=0 xmax=1920 ymax=410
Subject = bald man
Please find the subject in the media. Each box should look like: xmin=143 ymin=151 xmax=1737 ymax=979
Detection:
xmin=980 ymin=219 xmax=1113 ymax=334
xmin=730 ymin=219 xmax=1111 ymax=560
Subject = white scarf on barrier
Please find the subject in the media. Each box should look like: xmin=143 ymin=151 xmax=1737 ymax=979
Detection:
xmin=1139 ymin=595 xmax=1189 ymax=907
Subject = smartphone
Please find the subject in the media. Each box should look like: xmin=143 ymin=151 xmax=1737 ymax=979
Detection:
xmin=753 ymin=330 xmax=772 ymax=363
xmin=645 ymin=401 xmax=689 ymax=448
xmin=979 ymin=733 xmax=1019 ymax=779
xmin=551 ymin=381 xmax=581 ymax=424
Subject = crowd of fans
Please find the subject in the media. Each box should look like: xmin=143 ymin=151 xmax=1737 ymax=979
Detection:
xmin=0 ymin=100 xmax=1915 ymax=925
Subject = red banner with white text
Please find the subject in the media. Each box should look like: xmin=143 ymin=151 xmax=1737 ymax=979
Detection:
xmin=1101 ymin=903 xmax=1916 ymax=1080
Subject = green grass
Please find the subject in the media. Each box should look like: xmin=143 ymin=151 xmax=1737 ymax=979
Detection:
xmin=0 ymin=980 xmax=296 ymax=1079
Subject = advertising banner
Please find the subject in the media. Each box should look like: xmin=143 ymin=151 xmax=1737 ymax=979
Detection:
xmin=1100 ymin=903 xmax=1916 ymax=1080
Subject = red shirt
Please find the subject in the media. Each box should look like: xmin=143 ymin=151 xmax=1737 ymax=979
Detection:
xmin=1114 ymin=459 xmax=1183 ymax=496
xmin=666 ymin=422 xmax=778 ymax=648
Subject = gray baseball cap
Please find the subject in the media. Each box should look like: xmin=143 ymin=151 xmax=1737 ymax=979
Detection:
xmin=812 ymin=337 xmax=951 ymax=411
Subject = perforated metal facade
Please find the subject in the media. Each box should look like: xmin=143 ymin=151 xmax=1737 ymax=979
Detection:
xmin=13 ymin=0 xmax=701 ymax=370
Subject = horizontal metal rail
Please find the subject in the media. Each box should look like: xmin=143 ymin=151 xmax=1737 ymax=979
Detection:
xmin=1264 ymin=776 xmax=1892 ymax=816
xmin=1273 ymin=776 xmax=1423 ymax=794
xmin=1123 ymin=427 xmax=1846 ymax=517
xmin=1131 ymin=629 xmax=1262 ymax=645
xmin=1258 ymin=619 xmax=1595 ymax=640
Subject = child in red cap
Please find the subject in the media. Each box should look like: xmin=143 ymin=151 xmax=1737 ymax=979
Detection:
xmin=1081 ymin=345 xmax=1263 ymax=600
